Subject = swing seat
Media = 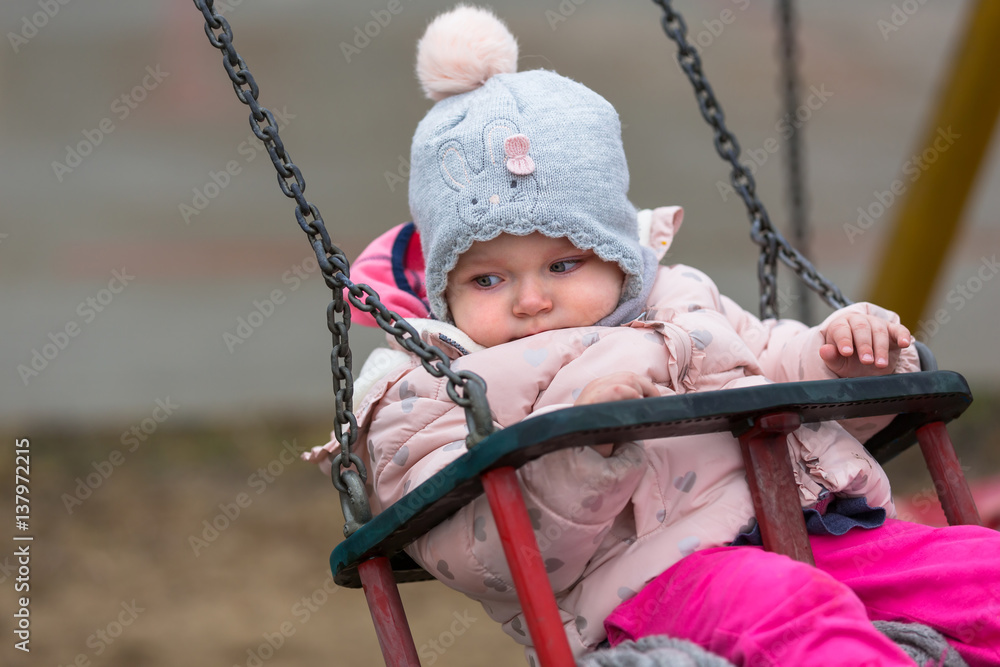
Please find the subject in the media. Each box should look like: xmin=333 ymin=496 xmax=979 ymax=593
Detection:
xmin=331 ymin=370 xmax=975 ymax=588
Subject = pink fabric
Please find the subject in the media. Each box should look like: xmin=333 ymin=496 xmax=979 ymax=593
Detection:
xmin=346 ymin=223 xmax=429 ymax=327
xmin=605 ymin=519 xmax=1000 ymax=666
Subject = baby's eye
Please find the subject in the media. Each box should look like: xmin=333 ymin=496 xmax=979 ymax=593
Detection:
xmin=549 ymin=259 xmax=581 ymax=274
xmin=473 ymin=275 xmax=501 ymax=288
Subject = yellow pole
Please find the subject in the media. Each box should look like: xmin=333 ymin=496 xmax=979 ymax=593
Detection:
xmin=866 ymin=0 xmax=1000 ymax=330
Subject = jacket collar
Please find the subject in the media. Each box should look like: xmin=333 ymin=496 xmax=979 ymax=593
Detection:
xmin=387 ymin=318 xmax=485 ymax=360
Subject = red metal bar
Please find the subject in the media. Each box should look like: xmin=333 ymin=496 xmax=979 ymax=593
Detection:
xmin=358 ymin=556 xmax=421 ymax=667
xmin=737 ymin=412 xmax=815 ymax=565
xmin=916 ymin=421 xmax=982 ymax=526
xmin=481 ymin=466 xmax=576 ymax=667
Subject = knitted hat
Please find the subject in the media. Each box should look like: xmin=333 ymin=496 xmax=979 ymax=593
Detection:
xmin=410 ymin=5 xmax=657 ymax=324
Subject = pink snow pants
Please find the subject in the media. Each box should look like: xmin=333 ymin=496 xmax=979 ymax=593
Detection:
xmin=604 ymin=519 xmax=1000 ymax=666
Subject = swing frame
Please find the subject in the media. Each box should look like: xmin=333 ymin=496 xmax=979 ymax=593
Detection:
xmin=333 ymin=372 xmax=978 ymax=667
xmin=189 ymin=1 xmax=986 ymax=665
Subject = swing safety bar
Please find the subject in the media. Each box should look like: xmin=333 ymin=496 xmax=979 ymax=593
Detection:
xmin=334 ymin=371 xmax=980 ymax=667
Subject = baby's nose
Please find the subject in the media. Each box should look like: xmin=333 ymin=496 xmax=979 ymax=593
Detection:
xmin=514 ymin=281 xmax=552 ymax=317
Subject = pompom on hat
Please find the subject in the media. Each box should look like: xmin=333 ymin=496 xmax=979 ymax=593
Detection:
xmin=416 ymin=4 xmax=519 ymax=102
xmin=409 ymin=5 xmax=658 ymax=325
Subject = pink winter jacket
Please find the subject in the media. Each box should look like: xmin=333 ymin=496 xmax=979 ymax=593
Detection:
xmin=306 ymin=208 xmax=920 ymax=661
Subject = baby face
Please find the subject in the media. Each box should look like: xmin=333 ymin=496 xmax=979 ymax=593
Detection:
xmin=446 ymin=232 xmax=625 ymax=348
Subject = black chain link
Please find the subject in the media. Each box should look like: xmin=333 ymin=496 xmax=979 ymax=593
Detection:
xmin=653 ymin=0 xmax=850 ymax=319
xmin=192 ymin=0 xmax=494 ymax=537
xmin=776 ymin=0 xmax=813 ymax=325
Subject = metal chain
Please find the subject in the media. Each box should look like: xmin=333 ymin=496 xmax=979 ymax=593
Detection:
xmin=192 ymin=0 xmax=494 ymax=537
xmin=653 ymin=0 xmax=850 ymax=319
xmin=776 ymin=0 xmax=813 ymax=325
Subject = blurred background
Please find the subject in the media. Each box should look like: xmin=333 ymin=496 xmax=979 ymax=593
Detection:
xmin=2 ymin=1 xmax=998 ymax=665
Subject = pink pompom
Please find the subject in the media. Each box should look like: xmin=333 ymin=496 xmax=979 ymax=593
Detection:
xmin=416 ymin=5 xmax=518 ymax=101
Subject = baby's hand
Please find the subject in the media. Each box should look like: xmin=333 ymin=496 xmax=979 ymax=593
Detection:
xmin=574 ymin=371 xmax=659 ymax=406
xmin=819 ymin=312 xmax=912 ymax=377
xmin=575 ymin=372 xmax=658 ymax=457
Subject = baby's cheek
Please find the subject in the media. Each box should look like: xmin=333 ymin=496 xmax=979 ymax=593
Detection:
xmin=591 ymin=288 xmax=622 ymax=322
xmin=595 ymin=267 xmax=626 ymax=316
xmin=445 ymin=289 xmax=475 ymax=329
xmin=464 ymin=312 xmax=513 ymax=348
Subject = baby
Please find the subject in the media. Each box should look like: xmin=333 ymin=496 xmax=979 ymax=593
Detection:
xmin=307 ymin=6 xmax=1000 ymax=666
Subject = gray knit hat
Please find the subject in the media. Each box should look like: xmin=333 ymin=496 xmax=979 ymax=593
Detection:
xmin=410 ymin=6 xmax=656 ymax=323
